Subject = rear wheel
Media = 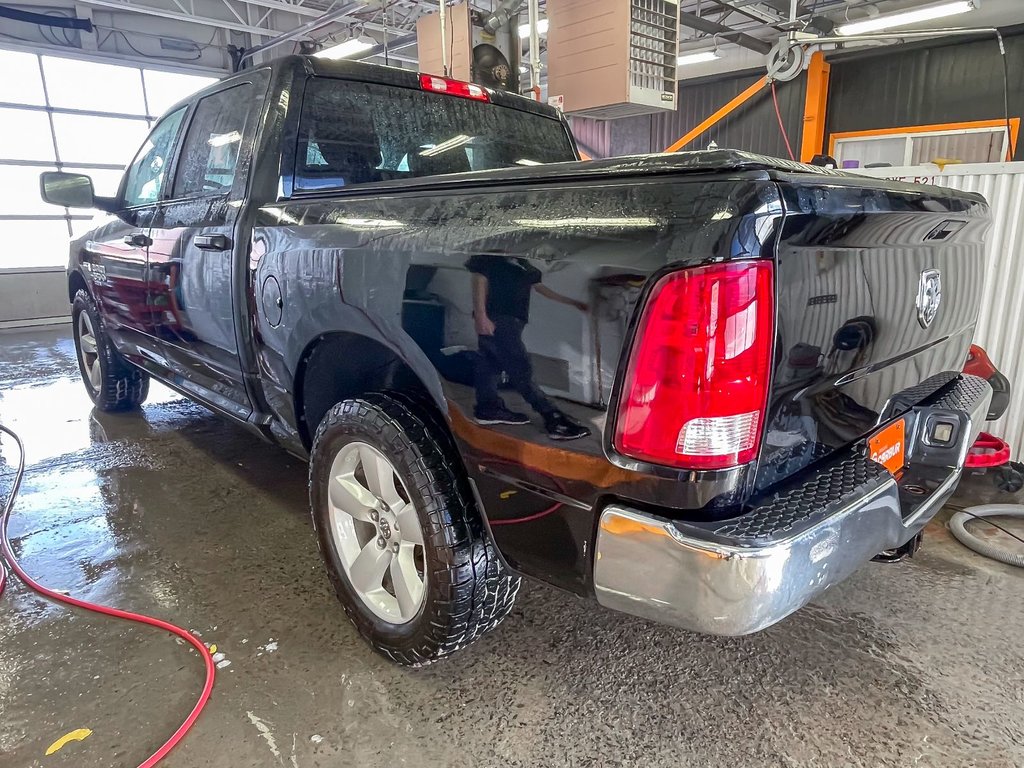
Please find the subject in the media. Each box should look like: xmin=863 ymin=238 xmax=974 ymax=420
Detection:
xmin=310 ymin=393 xmax=520 ymax=665
xmin=72 ymin=289 xmax=149 ymax=411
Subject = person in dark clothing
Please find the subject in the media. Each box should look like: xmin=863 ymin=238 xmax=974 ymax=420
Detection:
xmin=466 ymin=254 xmax=592 ymax=441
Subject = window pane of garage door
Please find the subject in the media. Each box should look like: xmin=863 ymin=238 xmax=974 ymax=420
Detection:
xmin=42 ymin=55 xmax=146 ymax=115
xmin=144 ymin=69 xmax=218 ymax=116
xmin=52 ymin=113 xmax=148 ymax=165
xmin=0 ymin=49 xmax=45 ymax=105
xmin=0 ymin=220 xmax=70 ymax=268
xmin=0 ymin=165 xmax=58 ymax=215
xmin=0 ymin=108 xmax=55 ymax=161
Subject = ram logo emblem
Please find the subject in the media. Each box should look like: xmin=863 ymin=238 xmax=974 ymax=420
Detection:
xmin=916 ymin=268 xmax=942 ymax=329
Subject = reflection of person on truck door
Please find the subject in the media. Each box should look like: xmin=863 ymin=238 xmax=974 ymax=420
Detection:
xmin=467 ymin=254 xmax=591 ymax=441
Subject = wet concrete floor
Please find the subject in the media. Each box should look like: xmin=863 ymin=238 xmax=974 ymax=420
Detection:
xmin=1 ymin=325 xmax=1023 ymax=768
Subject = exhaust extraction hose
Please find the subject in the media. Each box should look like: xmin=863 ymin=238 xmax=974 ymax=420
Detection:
xmin=949 ymin=504 xmax=1024 ymax=568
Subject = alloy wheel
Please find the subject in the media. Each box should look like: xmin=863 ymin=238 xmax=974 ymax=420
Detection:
xmin=77 ymin=311 xmax=101 ymax=392
xmin=327 ymin=441 xmax=426 ymax=623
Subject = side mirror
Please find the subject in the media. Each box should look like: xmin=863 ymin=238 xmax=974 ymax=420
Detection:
xmin=40 ymin=171 xmax=98 ymax=209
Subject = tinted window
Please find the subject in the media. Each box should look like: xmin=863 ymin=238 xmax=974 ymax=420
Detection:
xmin=294 ymin=77 xmax=575 ymax=192
xmin=122 ymin=107 xmax=186 ymax=207
xmin=172 ymin=83 xmax=253 ymax=198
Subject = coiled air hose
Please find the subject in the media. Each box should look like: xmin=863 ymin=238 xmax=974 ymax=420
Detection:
xmin=949 ymin=504 xmax=1024 ymax=568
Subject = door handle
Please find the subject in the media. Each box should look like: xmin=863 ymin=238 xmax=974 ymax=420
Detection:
xmin=195 ymin=234 xmax=231 ymax=251
xmin=123 ymin=232 xmax=151 ymax=247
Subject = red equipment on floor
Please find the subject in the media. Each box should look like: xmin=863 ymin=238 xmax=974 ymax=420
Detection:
xmin=961 ymin=345 xmax=1023 ymax=492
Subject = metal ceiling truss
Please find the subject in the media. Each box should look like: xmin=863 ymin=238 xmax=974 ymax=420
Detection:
xmin=57 ymin=0 xmax=921 ymax=65
xmin=71 ymin=0 xmax=429 ymax=39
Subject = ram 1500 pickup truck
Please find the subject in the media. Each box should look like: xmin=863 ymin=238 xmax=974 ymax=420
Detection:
xmin=41 ymin=55 xmax=993 ymax=666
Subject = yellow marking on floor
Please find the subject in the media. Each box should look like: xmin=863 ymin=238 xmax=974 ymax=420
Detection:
xmin=45 ymin=728 xmax=92 ymax=756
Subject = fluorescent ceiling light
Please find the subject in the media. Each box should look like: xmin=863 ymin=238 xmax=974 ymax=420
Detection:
xmin=315 ymin=35 xmax=374 ymax=59
xmin=335 ymin=217 xmax=405 ymax=230
xmin=837 ymin=0 xmax=977 ymax=36
xmin=517 ymin=18 xmax=549 ymax=37
xmin=420 ymin=134 xmax=472 ymax=157
xmin=677 ymin=50 xmax=721 ymax=66
xmin=514 ymin=217 xmax=659 ymax=229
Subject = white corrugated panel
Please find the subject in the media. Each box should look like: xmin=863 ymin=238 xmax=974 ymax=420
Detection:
xmin=859 ymin=162 xmax=1024 ymax=458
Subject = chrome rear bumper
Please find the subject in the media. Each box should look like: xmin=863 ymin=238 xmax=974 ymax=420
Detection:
xmin=593 ymin=374 xmax=992 ymax=636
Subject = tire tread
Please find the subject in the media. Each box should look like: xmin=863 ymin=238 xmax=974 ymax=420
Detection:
xmin=309 ymin=392 xmax=519 ymax=666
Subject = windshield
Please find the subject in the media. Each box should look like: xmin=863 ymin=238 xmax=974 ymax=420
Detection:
xmin=294 ymin=76 xmax=576 ymax=192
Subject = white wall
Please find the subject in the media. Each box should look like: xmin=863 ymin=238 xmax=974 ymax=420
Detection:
xmin=0 ymin=269 xmax=69 ymax=328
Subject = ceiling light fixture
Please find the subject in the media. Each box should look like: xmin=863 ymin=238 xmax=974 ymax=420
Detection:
xmin=677 ymin=50 xmax=722 ymax=66
xmin=837 ymin=0 xmax=978 ymax=36
xmin=517 ymin=18 xmax=549 ymax=37
xmin=314 ymin=35 xmax=375 ymax=59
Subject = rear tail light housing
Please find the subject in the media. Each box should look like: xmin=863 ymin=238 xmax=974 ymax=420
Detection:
xmin=613 ymin=260 xmax=774 ymax=470
xmin=419 ymin=74 xmax=490 ymax=102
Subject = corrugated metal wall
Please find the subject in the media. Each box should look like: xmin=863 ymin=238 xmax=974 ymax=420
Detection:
xmin=825 ymin=31 xmax=1024 ymax=139
xmin=860 ymin=163 xmax=1024 ymax=458
xmin=569 ymin=116 xmax=612 ymax=159
xmin=569 ymin=69 xmax=806 ymax=159
xmin=651 ymin=72 xmax=804 ymax=156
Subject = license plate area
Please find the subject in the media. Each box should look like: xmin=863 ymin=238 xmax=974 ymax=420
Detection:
xmin=869 ymin=418 xmax=906 ymax=475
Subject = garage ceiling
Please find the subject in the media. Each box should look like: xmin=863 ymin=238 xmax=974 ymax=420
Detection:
xmin=0 ymin=0 xmax=1021 ymax=72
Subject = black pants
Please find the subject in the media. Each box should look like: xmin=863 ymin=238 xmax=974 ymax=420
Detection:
xmin=475 ymin=315 xmax=555 ymax=416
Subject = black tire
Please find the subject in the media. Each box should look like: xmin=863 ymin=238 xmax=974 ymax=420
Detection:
xmin=71 ymin=288 xmax=149 ymax=411
xmin=309 ymin=393 xmax=520 ymax=665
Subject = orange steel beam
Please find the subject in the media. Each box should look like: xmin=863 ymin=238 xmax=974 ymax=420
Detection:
xmin=800 ymin=51 xmax=831 ymax=162
xmin=664 ymin=75 xmax=768 ymax=153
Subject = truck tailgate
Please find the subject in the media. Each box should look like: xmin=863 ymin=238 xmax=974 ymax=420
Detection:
xmin=758 ymin=174 xmax=990 ymax=490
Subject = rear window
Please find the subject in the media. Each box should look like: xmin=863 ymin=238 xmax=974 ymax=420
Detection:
xmin=293 ymin=76 xmax=575 ymax=192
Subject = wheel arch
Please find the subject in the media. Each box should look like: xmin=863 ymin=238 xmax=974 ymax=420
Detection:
xmin=68 ymin=269 xmax=89 ymax=303
xmin=293 ymin=331 xmax=449 ymax=450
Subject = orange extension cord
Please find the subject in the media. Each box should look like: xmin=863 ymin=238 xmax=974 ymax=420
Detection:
xmin=0 ymin=423 xmax=215 ymax=767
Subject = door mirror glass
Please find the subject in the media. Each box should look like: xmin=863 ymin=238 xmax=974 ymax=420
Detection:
xmin=39 ymin=171 xmax=95 ymax=208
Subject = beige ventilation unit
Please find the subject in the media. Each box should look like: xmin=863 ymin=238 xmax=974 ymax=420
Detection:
xmin=548 ymin=0 xmax=680 ymax=119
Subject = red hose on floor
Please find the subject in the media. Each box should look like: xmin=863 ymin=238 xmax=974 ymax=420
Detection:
xmin=0 ymin=423 xmax=215 ymax=767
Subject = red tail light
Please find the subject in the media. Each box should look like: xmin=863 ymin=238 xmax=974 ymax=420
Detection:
xmin=419 ymin=74 xmax=490 ymax=102
xmin=613 ymin=261 xmax=774 ymax=470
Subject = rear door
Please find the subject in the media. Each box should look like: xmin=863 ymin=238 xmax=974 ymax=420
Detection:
xmin=84 ymin=107 xmax=186 ymax=360
xmin=147 ymin=75 xmax=267 ymax=419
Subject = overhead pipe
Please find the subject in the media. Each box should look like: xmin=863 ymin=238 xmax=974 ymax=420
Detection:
xmin=678 ymin=11 xmax=772 ymax=54
xmin=527 ymin=0 xmax=541 ymax=100
xmin=484 ymin=0 xmax=524 ymax=34
xmin=439 ymin=0 xmax=449 ymax=76
xmin=237 ymin=1 xmax=367 ymax=66
xmin=355 ymin=32 xmax=417 ymax=61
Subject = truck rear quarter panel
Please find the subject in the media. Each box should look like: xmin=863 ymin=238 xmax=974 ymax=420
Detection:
xmin=250 ymin=174 xmax=782 ymax=592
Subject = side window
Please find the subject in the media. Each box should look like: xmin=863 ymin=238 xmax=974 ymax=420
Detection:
xmin=122 ymin=107 xmax=186 ymax=207
xmin=171 ymin=83 xmax=253 ymax=199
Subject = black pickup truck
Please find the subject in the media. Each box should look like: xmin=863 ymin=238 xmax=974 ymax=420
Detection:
xmin=41 ymin=55 xmax=992 ymax=666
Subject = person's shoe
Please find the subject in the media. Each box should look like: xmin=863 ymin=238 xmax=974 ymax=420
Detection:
xmin=474 ymin=405 xmax=530 ymax=425
xmin=544 ymin=411 xmax=591 ymax=441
